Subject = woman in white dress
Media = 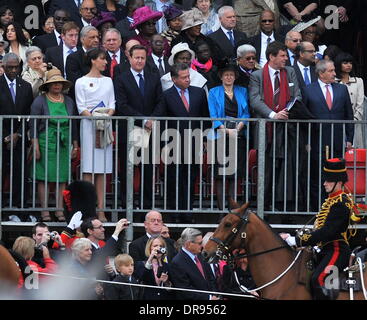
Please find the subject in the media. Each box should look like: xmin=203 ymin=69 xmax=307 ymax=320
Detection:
xmin=75 ymin=48 xmax=115 ymax=222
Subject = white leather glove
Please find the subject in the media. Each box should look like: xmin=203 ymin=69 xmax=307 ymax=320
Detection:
xmin=285 ymin=236 xmax=296 ymax=247
xmin=67 ymin=211 xmax=83 ymax=230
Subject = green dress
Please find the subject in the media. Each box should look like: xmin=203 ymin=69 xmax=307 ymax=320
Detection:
xmin=35 ymin=99 xmax=70 ymax=182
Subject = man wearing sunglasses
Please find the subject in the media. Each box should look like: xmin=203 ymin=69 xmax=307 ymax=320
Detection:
xmin=247 ymin=10 xmax=285 ymax=67
xmin=284 ymin=30 xmax=302 ymax=66
xmin=235 ymin=43 xmax=260 ymax=88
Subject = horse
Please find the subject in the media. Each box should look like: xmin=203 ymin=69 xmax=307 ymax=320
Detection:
xmin=0 ymin=244 xmax=20 ymax=289
xmin=202 ymin=201 xmax=367 ymax=300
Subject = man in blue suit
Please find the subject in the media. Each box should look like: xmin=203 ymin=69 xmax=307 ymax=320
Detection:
xmin=302 ymin=59 xmax=354 ymax=211
xmin=161 ymin=63 xmax=209 ymax=221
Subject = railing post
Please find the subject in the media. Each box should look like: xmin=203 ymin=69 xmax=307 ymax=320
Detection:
xmin=257 ymin=119 xmax=266 ymax=219
xmin=126 ymin=117 xmax=135 ymax=248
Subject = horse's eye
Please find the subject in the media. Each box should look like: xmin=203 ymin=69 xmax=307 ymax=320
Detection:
xmin=224 ymin=222 xmax=232 ymax=228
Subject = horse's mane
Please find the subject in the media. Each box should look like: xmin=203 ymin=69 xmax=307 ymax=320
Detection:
xmin=248 ymin=211 xmax=295 ymax=254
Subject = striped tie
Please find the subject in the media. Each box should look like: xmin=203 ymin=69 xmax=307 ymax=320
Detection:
xmin=273 ymin=71 xmax=280 ymax=109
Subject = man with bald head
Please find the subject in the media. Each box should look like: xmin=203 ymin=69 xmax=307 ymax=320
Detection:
xmin=293 ymin=41 xmax=317 ymax=88
xmin=285 ymin=30 xmax=302 ymax=66
xmin=128 ymin=211 xmax=177 ymax=262
xmin=113 ymin=39 xmax=141 ymax=78
xmin=103 ymin=28 xmax=123 ymax=78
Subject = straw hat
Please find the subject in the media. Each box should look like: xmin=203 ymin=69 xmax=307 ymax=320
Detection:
xmin=39 ymin=69 xmax=72 ymax=92
xmin=130 ymin=6 xmax=163 ymax=29
xmin=168 ymin=42 xmax=195 ymax=66
xmin=180 ymin=8 xmax=205 ymax=31
xmin=291 ymin=16 xmax=321 ymax=33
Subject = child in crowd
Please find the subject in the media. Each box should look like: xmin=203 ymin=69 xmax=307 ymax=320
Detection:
xmin=104 ymin=254 xmax=142 ymax=300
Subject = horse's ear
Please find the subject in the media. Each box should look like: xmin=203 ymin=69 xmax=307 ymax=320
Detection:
xmin=228 ymin=197 xmax=240 ymax=211
xmin=238 ymin=202 xmax=250 ymax=214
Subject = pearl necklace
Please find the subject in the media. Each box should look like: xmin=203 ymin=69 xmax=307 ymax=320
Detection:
xmin=46 ymin=93 xmax=63 ymax=102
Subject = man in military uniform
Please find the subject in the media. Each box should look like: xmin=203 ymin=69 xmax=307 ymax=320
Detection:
xmin=281 ymin=158 xmax=360 ymax=300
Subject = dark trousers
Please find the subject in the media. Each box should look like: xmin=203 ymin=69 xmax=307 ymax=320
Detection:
xmin=2 ymin=142 xmax=29 ymax=208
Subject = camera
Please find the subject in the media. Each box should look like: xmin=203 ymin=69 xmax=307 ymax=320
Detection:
xmin=47 ymin=62 xmax=53 ymax=70
xmin=158 ymin=247 xmax=166 ymax=254
xmin=226 ymin=120 xmax=237 ymax=129
xmin=49 ymin=231 xmax=57 ymax=240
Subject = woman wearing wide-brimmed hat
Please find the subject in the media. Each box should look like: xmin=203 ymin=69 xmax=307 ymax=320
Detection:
xmin=29 ymin=69 xmax=79 ymax=222
xmin=161 ymin=5 xmax=183 ymax=45
xmin=130 ymin=6 xmax=171 ymax=56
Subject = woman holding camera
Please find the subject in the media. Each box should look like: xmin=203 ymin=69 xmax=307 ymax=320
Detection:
xmin=208 ymin=61 xmax=250 ymax=211
xmin=22 ymin=46 xmax=57 ymax=97
xmin=134 ymin=236 xmax=173 ymax=300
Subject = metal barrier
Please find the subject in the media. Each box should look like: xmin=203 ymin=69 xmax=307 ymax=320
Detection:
xmin=0 ymin=114 xmax=367 ymax=241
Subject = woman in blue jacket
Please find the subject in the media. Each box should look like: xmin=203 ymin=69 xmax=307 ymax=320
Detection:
xmin=208 ymin=62 xmax=250 ymax=211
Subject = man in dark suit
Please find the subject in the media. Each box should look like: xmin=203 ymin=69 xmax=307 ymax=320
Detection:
xmin=302 ymin=59 xmax=354 ymax=211
xmin=81 ymin=217 xmax=129 ymax=274
xmin=208 ymin=6 xmax=247 ymax=61
xmin=48 ymin=0 xmax=83 ymax=29
xmin=33 ymin=9 xmax=71 ymax=53
xmin=45 ymin=21 xmax=80 ymax=78
xmin=114 ymin=45 xmax=164 ymax=210
xmin=65 ymin=25 xmax=99 ymax=98
xmin=102 ymin=28 xmax=123 ymax=79
xmin=128 ymin=211 xmax=177 ymax=262
xmin=246 ymin=10 xmax=285 ymax=67
xmin=161 ymin=63 xmax=209 ymax=219
xmin=0 ymin=53 xmax=33 ymax=215
xmin=170 ymin=227 xmax=219 ymax=300
xmin=147 ymin=34 xmax=170 ymax=77
xmin=292 ymin=41 xmax=317 ymax=89
xmin=284 ymin=30 xmax=302 ymax=66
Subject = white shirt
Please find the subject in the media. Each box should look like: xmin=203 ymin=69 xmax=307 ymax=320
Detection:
xmin=63 ymin=44 xmax=77 ymax=77
xmin=259 ymin=32 xmax=275 ymax=67
xmin=4 ymin=73 xmax=16 ymax=96
xmin=54 ymin=29 xmax=62 ymax=46
xmin=318 ymin=79 xmax=334 ymax=102
xmin=297 ymin=61 xmax=311 ymax=83
xmin=151 ymin=53 xmax=165 ymax=73
xmin=81 ymin=18 xmax=91 ymax=27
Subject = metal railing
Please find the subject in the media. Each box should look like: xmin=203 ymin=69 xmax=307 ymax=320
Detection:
xmin=0 ymin=114 xmax=367 ymax=241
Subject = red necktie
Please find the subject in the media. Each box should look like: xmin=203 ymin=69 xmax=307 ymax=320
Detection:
xmin=194 ymin=256 xmax=206 ymax=279
xmin=325 ymin=84 xmax=332 ymax=110
xmin=110 ymin=54 xmax=117 ymax=79
xmin=180 ymin=89 xmax=189 ymax=112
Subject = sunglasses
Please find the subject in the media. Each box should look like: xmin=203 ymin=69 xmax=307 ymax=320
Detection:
xmin=291 ymin=39 xmax=302 ymax=43
xmin=244 ymin=56 xmax=256 ymax=61
xmin=261 ymin=19 xmax=274 ymax=23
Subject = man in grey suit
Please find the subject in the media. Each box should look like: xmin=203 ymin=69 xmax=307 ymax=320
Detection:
xmin=249 ymin=41 xmax=302 ymax=212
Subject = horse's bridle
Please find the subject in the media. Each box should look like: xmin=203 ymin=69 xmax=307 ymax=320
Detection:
xmin=209 ymin=209 xmax=250 ymax=262
xmin=209 ymin=209 xmax=288 ymax=263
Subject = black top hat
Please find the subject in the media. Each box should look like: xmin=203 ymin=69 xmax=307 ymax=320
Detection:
xmin=63 ymin=180 xmax=97 ymax=222
xmin=323 ymin=158 xmax=348 ymax=183
xmin=217 ymin=58 xmax=238 ymax=78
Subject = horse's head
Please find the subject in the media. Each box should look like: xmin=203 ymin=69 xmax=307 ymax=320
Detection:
xmin=202 ymin=200 xmax=251 ymax=264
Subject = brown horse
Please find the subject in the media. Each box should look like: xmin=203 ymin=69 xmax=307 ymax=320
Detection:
xmin=202 ymin=202 xmax=367 ymax=300
xmin=0 ymin=244 xmax=20 ymax=289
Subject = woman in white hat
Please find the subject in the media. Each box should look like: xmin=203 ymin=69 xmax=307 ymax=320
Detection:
xmin=160 ymin=42 xmax=208 ymax=92
xmin=30 ymin=69 xmax=79 ymax=222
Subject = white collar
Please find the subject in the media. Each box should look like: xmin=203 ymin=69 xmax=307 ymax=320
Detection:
xmin=182 ymin=247 xmax=196 ymax=262
xmin=109 ymin=49 xmax=121 ymax=58
xmin=318 ymin=79 xmax=332 ymax=88
xmin=268 ymin=64 xmax=280 ymax=78
xmin=4 ymin=73 xmax=15 ymax=85
xmin=131 ymin=68 xmax=144 ymax=77
xmin=297 ymin=60 xmax=309 ymax=70
xmin=221 ymin=25 xmax=233 ymax=34
xmin=261 ymin=31 xmax=274 ymax=40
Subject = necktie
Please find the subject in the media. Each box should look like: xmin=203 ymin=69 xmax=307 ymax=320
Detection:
xmin=9 ymin=82 xmax=16 ymax=103
xmin=59 ymin=35 xmax=63 ymax=46
xmin=291 ymin=54 xmax=295 ymax=65
xmin=157 ymin=57 xmax=165 ymax=77
xmin=267 ymin=37 xmax=272 ymax=46
xmin=303 ymin=67 xmax=310 ymax=85
xmin=194 ymin=256 xmax=205 ymax=279
xmin=273 ymin=71 xmax=280 ymax=109
xmin=67 ymin=48 xmax=74 ymax=55
xmin=227 ymin=31 xmax=235 ymax=46
xmin=138 ymin=73 xmax=145 ymax=95
xmin=180 ymin=89 xmax=189 ymax=112
xmin=325 ymin=84 xmax=332 ymax=110
xmin=110 ymin=54 xmax=118 ymax=79
xmin=76 ymin=0 xmax=81 ymax=8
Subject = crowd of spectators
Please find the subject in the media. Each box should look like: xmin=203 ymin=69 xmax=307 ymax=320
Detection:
xmin=0 ymin=0 xmax=366 ymax=224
